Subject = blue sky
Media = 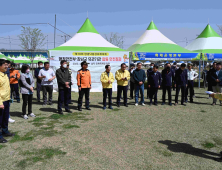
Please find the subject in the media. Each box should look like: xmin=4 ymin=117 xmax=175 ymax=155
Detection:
xmin=0 ymin=0 xmax=222 ymax=50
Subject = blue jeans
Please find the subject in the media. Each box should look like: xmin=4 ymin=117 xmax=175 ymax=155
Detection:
xmin=135 ymin=84 xmax=144 ymax=104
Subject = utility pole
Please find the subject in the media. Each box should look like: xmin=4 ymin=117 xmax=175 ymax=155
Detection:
xmin=54 ymin=14 xmax=56 ymax=48
xmin=8 ymin=36 xmax=11 ymax=50
xmin=47 ymin=35 xmax=48 ymax=50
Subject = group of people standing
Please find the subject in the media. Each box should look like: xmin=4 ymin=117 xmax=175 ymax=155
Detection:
xmin=128 ymin=62 xmax=200 ymax=106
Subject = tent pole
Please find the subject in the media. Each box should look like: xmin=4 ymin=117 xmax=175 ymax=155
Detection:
xmin=54 ymin=14 xmax=56 ymax=48
xmin=198 ymin=53 xmax=202 ymax=88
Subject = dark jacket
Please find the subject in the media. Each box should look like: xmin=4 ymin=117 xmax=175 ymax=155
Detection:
xmin=6 ymin=68 xmax=10 ymax=80
xmin=148 ymin=71 xmax=162 ymax=88
xmin=147 ymin=68 xmax=153 ymax=78
xmin=211 ymin=69 xmax=222 ymax=86
xmin=129 ymin=68 xmax=135 ymax=83
xmin=133 ymin=69 xmax=146 ymax=85
xmin=174 ymin=68 xmax=188 ymax=86
xmin=34 ymin=67 xmax=42 ymax=84
xmin=56 ymin=67 xmax=71 ymax=89
xmin=161 ymin=68 xmax=173 ymax=87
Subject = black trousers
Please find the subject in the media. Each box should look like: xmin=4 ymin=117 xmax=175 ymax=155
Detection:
xmin=162 ymin=86 xmax=172 ymax=103
xmin=22 ymin=94 xmax=33 ymax=115
xmin=103 ymin=88 xmax=112 ymax=107
xmin=150 ymin=87 xmax=158 ymax=104
xmin=117 ymin=85 xmax=128 ymax=105
xmin=175 ymin=85 xmax=186 ymax=104
xmin=58 ymin=88 xmax=69 ymax=111
xmin=130 ymin=81 xmax=135 ymax=99
xmin=42 ymin=85 xmax=53 ymax=104
xmin=36 ymin=82 xmax=41 ymax=101
xmin=67 ymin=84 xmax=72 ymax=104
xmin=78 ymin=88 xmax=90 ymax=108
xmin=185 ymin=80 xmax=194 ymax=102
xmin=0 ymin=101 xmax=10 ymax=139
xmin=147 ymin=86 xmax=150 ymax=98
xmin=10 ymin=83 xmax=20 ymax=101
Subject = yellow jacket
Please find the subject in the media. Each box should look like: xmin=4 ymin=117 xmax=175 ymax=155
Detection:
xmin=215 ymin=93 xmax=222 ymax=101
xmin=0 ymin=72 xmax=10 ymax=105
xmin=115 ymin=69 xmax=130 ymax=86
xmin=100 ymin=71 xmax=115 ymax=88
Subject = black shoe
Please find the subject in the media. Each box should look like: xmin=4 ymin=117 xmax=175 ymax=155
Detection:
xmin=86 ymin=107 xmax=91 ymax=110
xmin=181 ymin=103 xmax=186 ymax=106
xmin=117 ymin=104 xmax=120 ymax=107
xmin=48 ymin=103 xmax=53 ymax=105
xmin=78 ymin=108 xmax=82 ymax=111
xmin=161 ymin=102 xmax=165 ymax=105
xmin=3 ymin=132 xmax=15 ymax=137
xmin=0 ymin=138 xmax=7 ymax=143
xmin=58 ymin=111 xmax=63 ymax=115
xmin=190 ymin=100 xmax=194 ymax=103
xmin=124 ymin=104 xmax=128 ymax=107
xmin=65 ymin=109 xmax=72 ymax=113
xmin=154 ymin=103 xmax=158 ymax=106
xmin=169 ymin=103 xmax=172 ymax=106
xmin=38 ymin=100 xmax=41 ymax=103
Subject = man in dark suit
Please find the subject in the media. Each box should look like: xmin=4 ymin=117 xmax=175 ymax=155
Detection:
xmin=171 ymin=62 xmax=178 ymax=91
xmin=148 ymin=65 xmax=161 ymax=106
xmin=161 ymin=63 xmax=173 ymax=106
xmin=129 ymin=64 xmax=135 ymax=100
xmin=207 ymin=62 xmax=217 ymax=99
xmin=147 ymin=63 xmax=155 ymax=99
xmin=211 ymin=62 xmax=222 ymax=106
xmin=56 ymin=60 xmax=72 ymax=114
xmin=174 ymin=63 xmax=188 ymax=106
xmin=34 ymin=61 xmax=43 ymax=102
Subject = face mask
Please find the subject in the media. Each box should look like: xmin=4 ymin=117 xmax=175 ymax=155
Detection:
xmin=150 ymin=66 xmax=153 ymax=69
xmin=26 ymin=69 xmax=30 ymax=73
xmin=63 ymin=64 xmax=67 ymax=68
xmin=39 ymin=65 xmax=43 ymax=68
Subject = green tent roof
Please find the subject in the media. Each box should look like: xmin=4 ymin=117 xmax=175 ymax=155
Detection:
xmin=197 ymin=24 xmax=221 ymax=38
xmin=146 ymin=21 xmax=158 ymax=30
xmin=77 ymin=18 xmax=99 ymax=34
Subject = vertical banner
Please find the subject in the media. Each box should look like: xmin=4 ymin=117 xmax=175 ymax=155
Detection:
xmin=49 ymin=51 xmax=129 ymax=92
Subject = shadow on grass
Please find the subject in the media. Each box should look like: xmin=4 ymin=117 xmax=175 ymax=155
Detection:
xmin=17 ymin=147 xmax=66 ymax=169
xmin=10 ymin=112 xmax=22 ymax=118
xmin=39 ymin=108 xmax=58 ymax=113
xmin=158 ymin=140 xmax=220 ymax=161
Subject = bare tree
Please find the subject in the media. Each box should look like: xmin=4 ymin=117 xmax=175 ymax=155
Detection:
xmin=104 ymin=32 xmax=124 ymax=49
xmin=217 ymin=25 xmax=222 ymax=36
xmin=18 ymin=26 xmax=46 ymax=51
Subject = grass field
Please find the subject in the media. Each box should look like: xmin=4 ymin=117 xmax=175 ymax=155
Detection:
xmin=1 ymin=88 xmax=222 ymax=170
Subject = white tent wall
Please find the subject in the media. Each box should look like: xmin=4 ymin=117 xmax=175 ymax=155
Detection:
xmin=49 ymin=50 xmax=129 ymax=92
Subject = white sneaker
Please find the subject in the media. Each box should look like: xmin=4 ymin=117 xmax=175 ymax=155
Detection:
xmin=23 ymin=115 xmax=28 ymax=119
xmin=29 ymin=113 xmax=36 ymax=117
xmin=135 ymin=103 xmax=138 ymax=106
xmin=8 ymin=118 xmax=15 ymax=123
xmin=142 ymin=103 xmax=145 ymax=106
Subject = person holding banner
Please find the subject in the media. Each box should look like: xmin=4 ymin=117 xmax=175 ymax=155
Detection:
xmin=211 ymin=62 xmax=222 ymax=106
xmin=100 ymin=65 xmax=114 ymax=110
xmin=38 ymin=62 xmax=56 ymax=106
xmin=56 ymin=60 xmax=72 ymax=114
xmin=115 ymin=63 xmax=130 ymax=107
xmin=77 ymin=61 xmax=91 ymax=111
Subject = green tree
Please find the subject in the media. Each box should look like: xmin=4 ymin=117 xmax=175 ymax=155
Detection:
xmin=18 ymin=26 xmax=46 ymax=51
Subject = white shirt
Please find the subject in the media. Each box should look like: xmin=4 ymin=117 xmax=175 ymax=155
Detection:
xmin=38 ymin=68 xmax=55 ymax=86
xmin=187 ymin=69 xmax=198 ymax=80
